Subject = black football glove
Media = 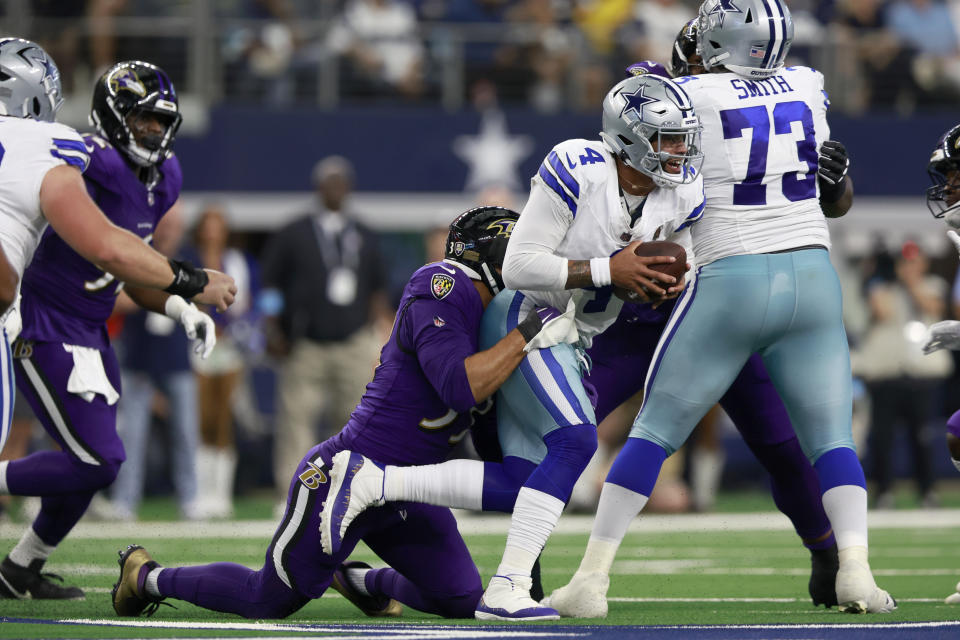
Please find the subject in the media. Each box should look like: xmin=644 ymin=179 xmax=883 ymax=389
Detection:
xmin=818 ymin=140 xmax=849 ymax=202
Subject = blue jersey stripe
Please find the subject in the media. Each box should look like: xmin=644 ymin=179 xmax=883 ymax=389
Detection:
xmin=538 ymin=164 xmax=577 ymax=217
xmin=675 ymin=199 xmax=706 ymax=232
xmin=50 ymin=138 xmax=90 ymax=172
xmin=547 ymin=151 xmax=580 ymax=198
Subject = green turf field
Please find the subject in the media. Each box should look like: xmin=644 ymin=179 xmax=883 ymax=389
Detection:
xmin=1 ymin=496 xmax=959 ymax=639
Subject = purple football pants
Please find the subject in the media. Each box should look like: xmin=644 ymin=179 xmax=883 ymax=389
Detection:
xmin=9 ymin=340 xmax=125 ymax=546
xmin=157 ymin=440 xmax=482 ymax=619
xmin=586 ymin=315 xmax=834 ymax=548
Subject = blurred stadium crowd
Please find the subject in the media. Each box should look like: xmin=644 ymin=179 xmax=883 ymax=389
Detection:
xmin=1 ymin=0 xmax=960 ymax=524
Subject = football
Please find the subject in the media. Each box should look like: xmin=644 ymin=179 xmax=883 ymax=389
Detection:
xmin=613 ymin=241 xmax=688 ymax=302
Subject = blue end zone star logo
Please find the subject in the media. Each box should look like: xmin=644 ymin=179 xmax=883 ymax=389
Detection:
xmin=708 ymin=0 xmax=742 ymax=27
xmin=619 ymin=84 xmax=657 ymax=119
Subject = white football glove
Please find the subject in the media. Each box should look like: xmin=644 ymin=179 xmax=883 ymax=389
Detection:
xmin=524 ymin=297 xmax=579 ymax=353
xmin=165 ymin=294 xmax=217 ymax=359
xmin=922 ymin=320 xmax=960 ymax=354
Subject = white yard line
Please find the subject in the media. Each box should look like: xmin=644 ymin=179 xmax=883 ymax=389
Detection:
xmin=4 ymin=509 xmax=960 ymax=540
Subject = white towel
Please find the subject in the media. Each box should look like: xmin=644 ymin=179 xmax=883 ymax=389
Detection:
xmin=63 ymin=344 xmax=120 ymax=405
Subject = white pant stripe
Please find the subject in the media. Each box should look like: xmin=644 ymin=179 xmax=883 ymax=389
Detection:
xmin=272 ymin=483 xmax=308 ymax=590
xmin=20 ymin=356 xmax=99 ymax=466
xmin=0 ymin=333 xmax=11 ymax=454
xmin=526 ymin=348 xmax=583 ymax=425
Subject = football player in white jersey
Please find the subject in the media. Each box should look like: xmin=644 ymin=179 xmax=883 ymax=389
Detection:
xmin=317 ymin=73 xmax=705 ymax=621
xmin=0 ymin=38 xmax=236 ymax=598
xmin=549 ymin=0 xmax=896 ymax=617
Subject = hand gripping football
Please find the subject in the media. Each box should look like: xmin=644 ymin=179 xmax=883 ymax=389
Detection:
xmin=614 ymin=240 xmax=688 ymax=302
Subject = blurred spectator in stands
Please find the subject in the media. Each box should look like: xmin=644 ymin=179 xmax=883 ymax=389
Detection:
xmin=109 ymin=203 xmax=202 ymax=521
xmin=833 ymin=0 xmax=925 ymax=111
xmin=31 ymin=1 xmax=85 ymax=92
xmin=886 ymin=0 xmax=960 ymax=104
xmin=260 ymin=155 xmax=392 ymax=499
xmin=851 ymin=240 xmax=953 ymax=508
xmin=222 ymin=0 xmax=305 ymax=104
xmin=615 ymin=0 xmax=695 ymax=70
xmin=326 ymin=0 xmax=426 ymax=98
xmin=184 ymin=205 xmax=259 ymax=519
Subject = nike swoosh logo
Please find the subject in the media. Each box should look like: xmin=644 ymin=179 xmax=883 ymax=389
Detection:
xmin=566 ymin=153 xmax=577 ymax=169
xmin=437 ymin=264 xmax=456 ymax=274
xmin=0 ymin=572 xmax=28 ymax=599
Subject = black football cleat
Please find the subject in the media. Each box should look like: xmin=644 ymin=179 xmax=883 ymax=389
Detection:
xmin=112 ymin=544 xmax=163 ymax=616
xmin=0 ymin=555 xmax=84 ymax=600
xmin=809 ymin=544 xmax=839 ymax=608
xmin=331 ymin=561 xmax=402 ymax=617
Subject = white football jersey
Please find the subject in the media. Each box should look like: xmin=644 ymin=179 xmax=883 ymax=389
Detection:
xmin=0 ymin=116 xmax=89 ymax=279
xmin=504 ymin=138 xmax=704 ymax=345
xmin=675 ymin=66 xmax=831 ymax=265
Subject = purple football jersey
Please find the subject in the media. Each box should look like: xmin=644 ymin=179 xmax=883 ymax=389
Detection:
xmin=327 ymin=263 xmax=486 ymax=466
xmin=19 ymin=136 xmax=183 ymax=348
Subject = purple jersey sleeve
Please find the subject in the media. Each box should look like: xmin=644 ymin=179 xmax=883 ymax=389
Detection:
xmin=399 ymin=295 xmax=477 ymax=413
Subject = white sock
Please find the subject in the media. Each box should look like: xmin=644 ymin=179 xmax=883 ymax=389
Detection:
xmin=0 ymin=460 xmax=8 ymax=494
xmin=8 ymin=527 xmax=55 ymax=567
xmin=346 ymin=566 xmax=371 ymax=596
xmin=383 ymin=459 xmax=484 ymax=510
xmin=578 ymin=482 xmax=649 ymax=575
xmin=822 ymin=485 xmax=869 ymax=550
xmin=145 ymin=568 xmax=163 ymax=598
xmin=495 ymin=487 xmax=564 ymax=577
xmin=690 ymin=447 xmax=725 ymax=511
xmin=568 ymin=449 xmax=603 ymax=510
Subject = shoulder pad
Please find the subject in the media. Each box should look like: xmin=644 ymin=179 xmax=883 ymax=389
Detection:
xmin=408 ymin=263 xmax=475 ymax=303
xmin=80 ymin=135 xmax=126 ymax=183
xmin=535 ymin=139 xmax=610 ymax=218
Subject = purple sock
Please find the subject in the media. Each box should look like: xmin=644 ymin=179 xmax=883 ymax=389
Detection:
xmin=31 ymin=493 xmax=94 ymax=546
xmin=748 ymin=438 xmax=835 ymax=550
xmin=814 ymin=447 xmax=866 ymax=492
xmin=947 ymin=410 xmax=960 ymax=439
xmin=366 ymin=567 xmax=480 ymax=619
xmin=606 ymin=437 xmax=667 ymax=496
xmin=157 ymin=562 xmax=307 ymax=619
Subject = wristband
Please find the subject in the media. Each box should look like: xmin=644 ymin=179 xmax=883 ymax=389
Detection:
xmin=818 ymin=175 xmax=846 ymax=204
xmin=516 ymin=309 xmax=544 ymax=343
xmin=590 ymin=257 xmax=611 ymax=287
xmin=164 ymin=259 xmax=209 ymax=299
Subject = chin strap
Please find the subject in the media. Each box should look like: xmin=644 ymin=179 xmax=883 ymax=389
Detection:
xmin=480 ymin=262 xmax=505 ymax=297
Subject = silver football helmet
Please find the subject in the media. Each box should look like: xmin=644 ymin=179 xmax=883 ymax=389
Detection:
xmin=600 ymin=75 xmax=703 ymax=189
xmin=697 ymin=0 xmax=793 ymax=79
xmin=0 ymin=38 xmax=63 ymax=121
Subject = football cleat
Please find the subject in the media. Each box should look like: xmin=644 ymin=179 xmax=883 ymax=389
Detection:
xmin=542 ymin=571 xmax=609 ymax=618
xmin=475 ymin=574 xmax=560 ymax=621
xmin=835 ymin=548 xmax=896 ymax=614
xmin=319 ymin=450 xmax=385 ymax=555
xmin=945 ymin=580 xmax=960 ymax=604
xmin=331 ymin=561 xmax=403 ymax=617
xmin=809 ymin=544 xmax=839 ymax=607
xmin=112 ymin=544 xmax=163 ymax=616
xmin=0 ymin=556 xmax=84 ymax=600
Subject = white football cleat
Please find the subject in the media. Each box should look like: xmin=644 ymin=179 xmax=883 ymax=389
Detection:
xmin=835 ymin=553 xmax=896 ymax=614
xmin=475 ymin=574 xmax=559 ymax=621
xmin=945 ymin=580 xmax=960 ymax=604
xmin=542 ymin=572 xmax=610 ymax=618
xmin=319 ymin=450 xmax=386 ymax=555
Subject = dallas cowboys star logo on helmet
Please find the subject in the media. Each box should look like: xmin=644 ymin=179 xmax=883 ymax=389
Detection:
xmin=619 ymin=83 xmax=658 ymax=120
xmin=708 ymin=0 xmax=742 ymax=27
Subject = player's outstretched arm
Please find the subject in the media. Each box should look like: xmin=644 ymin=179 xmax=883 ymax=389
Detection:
xmin=39 ymin=166 xmax=237 ymax=311
xmin=464 ymin=304 xmax=578 ymax=403
xmin=126 ymin=286 xmax=217 ymax=358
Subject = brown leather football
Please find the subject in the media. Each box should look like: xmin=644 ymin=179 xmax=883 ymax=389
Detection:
xmin=613 ymin=240 xmax=688 ymax=302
